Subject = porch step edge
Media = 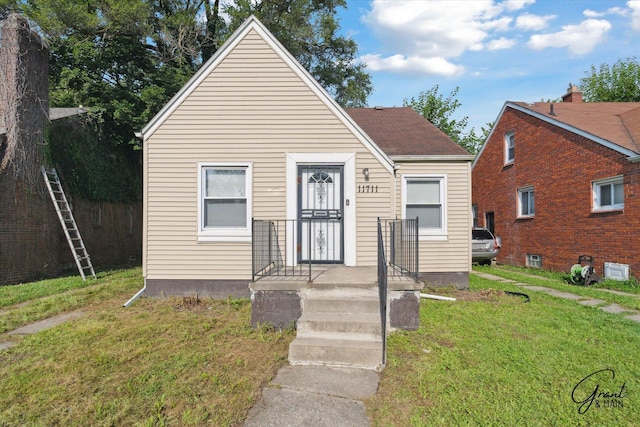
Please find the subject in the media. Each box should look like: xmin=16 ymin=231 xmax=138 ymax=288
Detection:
xmin=288 ymin=337 xmax=383 ymax=369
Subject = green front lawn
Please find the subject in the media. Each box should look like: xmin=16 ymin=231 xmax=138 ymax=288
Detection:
xmin=367 ymin=273 xmax=640 ymax=426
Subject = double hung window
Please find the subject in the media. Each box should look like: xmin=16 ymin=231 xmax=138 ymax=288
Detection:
xmin=403 ymin=176 xmax=447 ymax=238
xmin=199 ymin=163 xmax=252 ymax=241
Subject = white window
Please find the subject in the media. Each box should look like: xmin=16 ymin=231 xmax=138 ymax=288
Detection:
xmin=593 ymin=176 xmax=623 ymax=211
xmin=517 ymin=186 xmax=534 ymax=217
xmin=403 ymin=175 xmax=447 ymax=238
xmin=505 ymin=131 xmax=515 ymax=164
xmin=198 ymin=163 xmax=252 ymax=241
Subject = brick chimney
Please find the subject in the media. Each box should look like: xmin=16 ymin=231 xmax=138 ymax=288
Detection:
xmin=562 ymin=83 xmax=583 ymax=103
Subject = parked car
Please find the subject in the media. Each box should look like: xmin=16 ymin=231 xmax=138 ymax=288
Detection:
xmin=472 ymin=227 xmax=501 ymax=266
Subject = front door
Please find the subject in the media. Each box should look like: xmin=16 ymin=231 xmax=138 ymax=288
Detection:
xmin=298 ymin=165 xmax=344 ymax=263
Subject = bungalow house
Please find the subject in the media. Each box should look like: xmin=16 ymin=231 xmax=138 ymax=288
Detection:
xmin=138 ymin=16 xmax=473 ymax=335
xmin=472 ymin=85 xmax=640 ymax=279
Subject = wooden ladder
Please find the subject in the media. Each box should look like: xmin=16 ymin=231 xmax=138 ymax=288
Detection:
xmin=41 ymin=166 xmax=96 ymax=280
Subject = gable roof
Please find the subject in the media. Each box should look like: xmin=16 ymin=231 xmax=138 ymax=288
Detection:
xmin=475 ymin=101 xmax=640 ymax=167
xmin=345 ymin=107 xmax=473 ymax=160
xmin=512 ymin=101 xmax=640 ymax=154
xmin=139 ymin=15 xmax=395 ymax=173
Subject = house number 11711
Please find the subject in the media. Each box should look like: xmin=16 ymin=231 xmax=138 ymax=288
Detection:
xmin=358 ymin=185 xmax=378 ymax=193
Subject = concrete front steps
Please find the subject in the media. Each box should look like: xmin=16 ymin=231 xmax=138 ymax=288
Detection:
xmin=288 ymin=288 xmax=384 ymax=370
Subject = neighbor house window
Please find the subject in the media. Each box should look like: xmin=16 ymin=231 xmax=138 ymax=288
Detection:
xmin=517 ymin=186 xmax=534 ymax=217
xmin=403 ymin=175 xmax=447 ymax=238
xmin=198 ymin=163 xmax=252 ymax=241
xmin=593 ymin=176 xmax=623 ymax=211
xmin=472 ymin=204 xmax=478 ymax=227
xmin=526 ymin=254 xmax=542 ymax=268
xmin=505 ymin=131 xmax=515 ymax=164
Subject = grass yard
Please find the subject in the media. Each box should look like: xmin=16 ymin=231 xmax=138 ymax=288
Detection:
xmin=0 ymin=269 xmax=294 ymax=426
xmin=367 ymin=272 xmax=640 ymax=426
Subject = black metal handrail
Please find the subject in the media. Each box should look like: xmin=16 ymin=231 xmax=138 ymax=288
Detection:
xmin=380 ymin=218 xmax=419 ymax=279
xmin=252 ymin=219 xmax=312 ymax=281
xmin=377 ymin=218 xmax=388 ymax=366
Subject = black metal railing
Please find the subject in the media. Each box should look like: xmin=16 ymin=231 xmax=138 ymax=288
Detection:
xmin=377 ymin=218 xmax=388 ymax=366
xmin=380 ymin=218 xmax=419 ymax=279
xmin=252 ymin=219 xmax=312 ymax=281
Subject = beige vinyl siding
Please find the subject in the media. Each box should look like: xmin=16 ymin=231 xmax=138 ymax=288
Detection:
xmin=395 ymin=161 xmax=471 ymax=273
xmin=354 ymin=158 xmax=395 ymax=265
xmin=144 ymin=29 xmax=392 ymax=280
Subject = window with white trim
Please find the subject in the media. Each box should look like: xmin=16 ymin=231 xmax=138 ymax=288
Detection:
xmin=199 ymin=163 xmax=252 ymax=241
xmin=403 ymin=176 xmax=446 ymax=237
xmin=517 ymin=186 xmax=534 ymax=217
xmin=505 ymin=131 xmax=515 ymax=164
xmin=593 ymin=176 xmax=623 ymax=211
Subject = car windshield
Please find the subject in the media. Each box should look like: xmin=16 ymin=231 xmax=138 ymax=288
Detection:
xmin=472 ymin=229 xmax=493 ymax=240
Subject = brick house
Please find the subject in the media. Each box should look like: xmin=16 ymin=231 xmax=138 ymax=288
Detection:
xmin=472 ymin=85 xmax=640 ymax=278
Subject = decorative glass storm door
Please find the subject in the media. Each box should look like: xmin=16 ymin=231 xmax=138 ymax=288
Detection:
xmin=298 ymin=165 xmax=344 ymax=263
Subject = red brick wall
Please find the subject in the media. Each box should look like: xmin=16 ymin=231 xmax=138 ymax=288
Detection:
xmin=472 ymin=106 xmax=640 ymax=278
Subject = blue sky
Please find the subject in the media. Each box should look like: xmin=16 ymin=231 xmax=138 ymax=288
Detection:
xmin=336 ymin=0 xmax=640 ymax=132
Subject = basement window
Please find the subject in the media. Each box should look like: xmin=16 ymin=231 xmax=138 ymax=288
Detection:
xmin=526 ymin=254 xmax=542 ymax=268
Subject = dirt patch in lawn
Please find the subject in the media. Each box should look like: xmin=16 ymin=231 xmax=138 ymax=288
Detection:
xmin=426 ymin=288 xmax=529 ymax=303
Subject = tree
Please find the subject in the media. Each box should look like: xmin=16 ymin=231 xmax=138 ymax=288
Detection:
xmin=579 ymin=56 xmax=640 ymax=102
xmin=404 ymin=85 xmax=484 ymax=155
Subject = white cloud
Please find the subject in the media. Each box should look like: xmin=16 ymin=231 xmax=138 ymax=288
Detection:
xmin=486 ymin=37 xmax=517 ymax=50
xmin=583 ymin=9 xmax=604 ymax=18
xmin=360 ymin=0 xmax=525 ymax=75
xmin=361 ymin=53 xmax=465 ymax=76
xmin=584 ymin=6 xmax=629 ymax=18
xmin=502 ymin=0 xmax=535 ymax=11
xmin=629 ymin=1 xmax=640 ymax=30
xmin=516 ymin=13 xmax=556 ymax=31
xmin=527 ymin=19 xmax=612 ymax=55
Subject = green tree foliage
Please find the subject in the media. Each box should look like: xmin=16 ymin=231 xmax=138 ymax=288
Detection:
xmin=1 ymin=0 xmax=370 ymax=200
xmin=404 ymin=85 xmax=484 ymax=155
xmin=579 ymin=56 xmax=640 ymax=102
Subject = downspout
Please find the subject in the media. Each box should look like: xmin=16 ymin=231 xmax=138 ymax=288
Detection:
xmin=124 ymin=130 xmax=147 ymax=307
xmin=123 ymin=280 xmax=146 ymax=307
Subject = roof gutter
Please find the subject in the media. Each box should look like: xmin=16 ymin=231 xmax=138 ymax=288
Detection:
xmin=628 ymin=155 xmax=640 ymax=163
xmin=391 ymin=154 xmax=476 ymax=162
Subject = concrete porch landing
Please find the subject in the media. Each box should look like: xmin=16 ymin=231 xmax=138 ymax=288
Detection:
xmin=251 ymin=265 xmax=421 ymax=291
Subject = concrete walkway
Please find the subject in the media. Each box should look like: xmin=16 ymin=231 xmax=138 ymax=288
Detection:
xmin=0 ymin=311 xmax=84 ymax=350
xmin=472 ymin=271 xmax=640 ymax=323
xmin=244 ymin=365 xmax=379 ymax=427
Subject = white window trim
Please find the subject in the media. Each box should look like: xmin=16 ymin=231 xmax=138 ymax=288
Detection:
xmin=402 ymin=174 xmax=447 ymax=240
xmin=517 ymin=186 xmax=535 ymax=218
xmin=505 ymin=131 xmax=515 ymax=164
xmin=197 ymin=162 xmax=253 ymax=242
xmin=592 ymin=175 xmax=624 ymax=212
